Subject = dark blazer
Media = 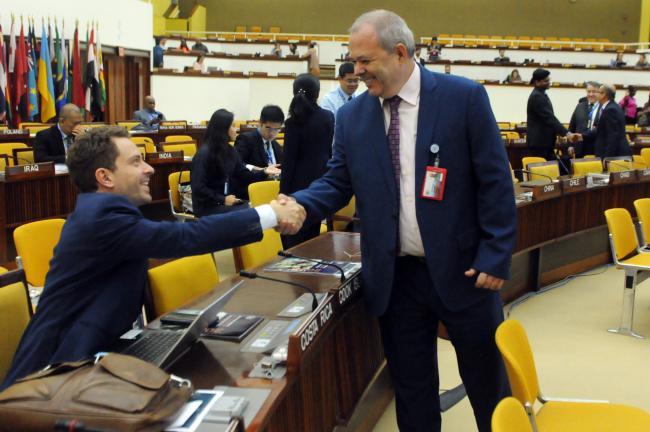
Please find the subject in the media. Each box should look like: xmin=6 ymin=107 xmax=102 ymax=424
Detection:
xmin=1 ymin=193 xmax=263 ymax=389
xmin=569 ymin=98 xmax=598 ymax=158
xmin=234 ymin=129 xmax=284 ymax=168
xmin=191 ymin=144 xmax=266 ymax=216
xmin=292 ymin=67 xmax=516 ymax=315
xmin=526 ymin=87 xmax=568 ymax=149
xmin=280 ymin=108 xmax=334 ymax=194
xmin=33 ymin=125 xmax=67 ymax=164
xmin=582 ymin=102 xmax=631 ymax=159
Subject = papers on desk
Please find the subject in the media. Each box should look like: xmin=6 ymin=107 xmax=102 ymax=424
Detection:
xmin=264 ymin=257 xmax=361 ymax=279
xmin=54 ymin=164 xmax=68 ymax=174
xmin=586 ymin=173 xmax=609 ymax=187
xmin=166 ymin=390 xmax=224 ymax=432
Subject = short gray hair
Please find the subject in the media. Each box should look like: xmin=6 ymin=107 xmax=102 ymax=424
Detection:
xmin=585 ymin=81 xmax=600 ymax=89
xmin=601 ymin=83 xmax=616 ymax=100
xmin=349 ymin=10 xmax=415 ymax=57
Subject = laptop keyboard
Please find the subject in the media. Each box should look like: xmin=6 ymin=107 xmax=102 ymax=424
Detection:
xmin=121 ymin=331 xmax=181 ymax=364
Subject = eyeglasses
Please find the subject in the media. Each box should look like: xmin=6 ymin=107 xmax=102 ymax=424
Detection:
xmin=343 ymin=79 xmax=360 ymax=85
xmin=263 ymin=126 xmax=282 ymax=132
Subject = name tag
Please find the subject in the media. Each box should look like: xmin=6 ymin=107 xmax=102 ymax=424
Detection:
xmin=421 ymin=166 xmax=447 ymax=201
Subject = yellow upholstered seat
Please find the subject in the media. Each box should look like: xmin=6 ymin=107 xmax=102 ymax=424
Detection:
xmin=130 ymin=136 xmax=157 ymax=153
xmin=0 ymin=143 xmax=28 ymax=166
xmin=248 ymin=180 xmax=279 ymax=207
xmin=331 ymin=196 xmax=357 ymax=231
xmin=634 ymin=198 xmax=650 ymax=247
xmin=13 ymin=148 xmax=34 ymax=165
xmin=492 ymin=397 xmax=533 ymax=432
xmin=161 ymin=142 xmax=197 ymax=157
xmin=633 ymin=155 xmax=647 ymax=169
xmin=571 ymin=157 xmax=602 ymax=176
xmin=0 ymin=270 xmax=32 ymax=382
xmin=14 ymin=218 xmax=66 ymax=287
xmin=604 ymin=157 xmax=633 ymax=172
xmin=148 ymin=254 xmax=219 ymax=318
xmin=233 ymin=230 xmax=282 ymax=272
xmin=496 ymin=319 xmax=650 ymax=431
xmin=116 ymin=120 xmax=141 ymax=131
xmin=501 ymin=131 xmax=519 ymax=140
xmin=640 ymin=148 xmax=650 ymax=167
xmin=527 ymin=161 xmax=559 ymax=182
xmin=164 ymin=135 xmax=193 ymax=143
xmin=521 ymin=157 xmax=545 ymax=180
xmin=168 ymin=171 xmax=195 ymax=222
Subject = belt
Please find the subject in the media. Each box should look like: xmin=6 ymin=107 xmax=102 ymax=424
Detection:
xmin=397 ymin=255 xmax=426 ymax=264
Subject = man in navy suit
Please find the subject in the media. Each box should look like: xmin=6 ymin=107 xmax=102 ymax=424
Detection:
xmin=1 ymin=126 xmax=305 ymax=390
xmin=581 ymin=84 xmax=632 ymax=159
xmin=33 ymin=104 xmax=84 ymax=164
xmin=283 ymin=10 xmax=516 ymax=431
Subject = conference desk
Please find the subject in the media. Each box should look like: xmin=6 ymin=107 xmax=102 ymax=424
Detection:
xmin=0 ymin=157 xmax=187 ymax=262
xmin=165 ymin=232 xmax=386 ymax=432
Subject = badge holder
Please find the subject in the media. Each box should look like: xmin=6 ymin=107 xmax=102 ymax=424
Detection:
xmin=421 ymin=144 xmax=446 ymax=201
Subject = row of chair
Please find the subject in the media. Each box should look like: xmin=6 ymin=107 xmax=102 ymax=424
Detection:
xmin=518 ymin=155 xmax=646 ymax=182
xmin=427 ymin=35 xmax=617 ymax=50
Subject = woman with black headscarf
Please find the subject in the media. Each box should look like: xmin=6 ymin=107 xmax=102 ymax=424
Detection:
xmin=280 ymin=73 xmax=334 ymax=248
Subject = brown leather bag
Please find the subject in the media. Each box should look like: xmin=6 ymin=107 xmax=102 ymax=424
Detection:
xmin=0 ymin=353 xmax=193 ymax=432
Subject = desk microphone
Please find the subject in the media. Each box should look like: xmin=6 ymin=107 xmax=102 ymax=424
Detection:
xmin=239 ymin=270 xmax=318 ymax=310
xmin=552 ymin=150 xmax=571 ymax=176
xmin=55 ymin=419 xmax=112 ymax=432
xmin=277 ymin=251 xmax=346 ymax=282
xmin=514 ymin=169 xmax=555 ymax=184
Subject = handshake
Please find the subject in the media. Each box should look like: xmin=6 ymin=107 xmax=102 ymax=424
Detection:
xmin=563 ymin=132 xmax=582 ymax=143
xmin=269 ymin=194 xmax=306 ymax=235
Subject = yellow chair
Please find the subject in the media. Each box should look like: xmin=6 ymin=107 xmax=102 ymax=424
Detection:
xmin=248 ymin=180 xmax=279 ymax=207
xmin=604 ymin=157 xmax=633 ymax=172
xmin=527 ymin=161 xmax=559 ymax=182
xmin=571 ymin=157 xmax=602 ymax=176
xmin=14 ymin=218 xmax=66 ymax=288
xmin=605 ymin=208 xmax=650 ymax=338
xmin=0 ymin=143 xmax=28 ymax=166
xmin=164 ymin=135 xmax=193 ymax=143
xmin=634 ymin=198 xmax=650 ymax=248
xmin=234 ymin=25 xmax=246 ymax=33
xmin=135 ymin=144 xmax=146 ymax=159
xmin=12 ymin=148 xmax=34 ymax=165
xmin=641 ymin=148 xmax=650 ymax=168
xmin=25 ymin=125 xmax=50 ymax=134
xmin=168 ymin=171 xmax=196 ymax=222
xmin=0 ymin=125 xmax=7 ymax=131
xmin=18 ymin=122 xmax=47 ymax=129
xmin=0 ymin=269 xmax=32 ymax=383
xmin=633 ymin=155 xmax=647 ymax=169
xmin=130 ymin=136 xmax=157 ymax=153
xmin=161 ymin=142 xmax=197 ymax=158
xmin=521 ymin=157 xmax=545 ymax=180
xmin=269 ymin=26 xmax=281 ymax=34
xmin=501 ymin=131 xmax=520 ymax=140
xmin=249 ymin=25 xmax=262 ymax=33
xmin=147 ymin=253 xmax=219 ymax=318
xmin=233 ymin=229 xmax=283 ymax=272
xmin=116 ymin=120 xmax=141 ymax=131
xmin=492 ymin=397 xmax=533 ymax=432
xmin=0 ymin=155 xmax=8 ymax=172
xmin=331 ymin=196 xmax=357 ymax=231
xmin=497 ymin=122 xmax=512 ymax=130
xmin=496 ymin=319 xmax=650 ymax=431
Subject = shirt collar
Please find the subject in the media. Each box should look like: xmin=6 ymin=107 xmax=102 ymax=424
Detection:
xmin=57 ymin=123 xmax=69 ymax=140
xmin=337 ymin=86 xmax=354 ymax=101
xmin=602 ymin=100 xmax=610 ymax=109
xmin=379 ymin=62 xmax=420 ymax=107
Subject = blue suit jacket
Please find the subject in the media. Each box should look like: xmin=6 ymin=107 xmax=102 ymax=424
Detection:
xmin=2 ymin=193 xmax=262 ymax=388
xmin=293 ymin=66 xmax=516 ymax=315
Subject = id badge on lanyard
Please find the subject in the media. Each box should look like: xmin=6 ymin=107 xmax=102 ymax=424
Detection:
xmin=420 ymin=144 xmax=447 ymax=201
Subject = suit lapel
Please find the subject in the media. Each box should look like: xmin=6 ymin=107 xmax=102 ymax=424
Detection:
xmin=255 ymin=130 xmax=266 ymax=165
xmin=415 ymin=68 xmax=439 ymax=196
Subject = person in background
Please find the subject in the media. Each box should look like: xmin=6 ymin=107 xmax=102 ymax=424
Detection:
xmin=271 ymin=41 xmax=283 ymax=57
xmin=305 ymin=42 xmax=320 ymax=76
xmin=636 ymin=53 xmax=648 ymax=68
xmin=280 ymin=74 xmax=334 ymax=249
xmin=192 ymin=54 xmax=208 ymax=73
xmin=191 ymin=39 xmax=209 ymax=54
xmin=191 ymin=109 xmax=280 ymax=216
xmin=179 ymin=38 xmax=190 ymax=53
xmin=427 ymin=35 xmax=442 ymax=61
xmin=235 ymin=105 xmax=285 ymax=172
xmin=503 ymin=69 xmax=522 ymax=84
xmin=581 ymin=84 xmax=632 ymax=158
xmin=494 ymin=48 xmax=510 ymax=64
xmin=1 ymin=126 xmax=305 ymax=390
xmin=637 ymin=94 xmax=650 ymax=127
xmin=414 ymin=48 xmax=425 ymax=66
xmin=133 ymin=96 xmax=166 ymax=131
xmin=610 ymin=52 xmax=626 ymax=68
xmin=34 ymin=104 xmax=84 ymax=164
xmin=618 ymin=85 xmax=638 ymax=124
xmin=568 ymin=81 xmax=600 ymax=158
xmin=320 ymin=62 xmax=360 ymax=121
xmin=288 ymin=42 xmax=298 ymax=56
xmin=153 ymin=38 xmax=166 ymax=68
xmin=444 ymin=64 xmax=451 ymax=74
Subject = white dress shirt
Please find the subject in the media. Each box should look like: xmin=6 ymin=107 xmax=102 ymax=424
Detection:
xmin=255 ymin=205 xmax=277 ymax=230
xmin=379 ymin=63 xmax=424 ymax=256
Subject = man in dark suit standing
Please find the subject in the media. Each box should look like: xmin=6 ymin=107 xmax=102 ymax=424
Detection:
xmin=282 ymin=10 xmax=516 ymax=431
xmin=235 ymin=105 xmax=284 ymax=170
xmin=581 ymin=84 xmax=632 ymax=159
xmin=568 ymin=81 xmax=600 ymax=158
xmin=33 ymin=104 xmax=84 ymax=164
xmin=526 ymin=69 xmax=577 ymax=160
xmin=1 ymin=126 xmax=305 ymax=390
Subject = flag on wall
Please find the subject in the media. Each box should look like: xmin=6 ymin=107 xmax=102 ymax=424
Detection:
xmin=85 ymin=27 xmax=101 ymax=120
xmin=26 ymin=30 xmax=39 ymax=121
xmin=28 ymin=18 xmax=38 ymax=79
xmin=37 ymin=22 xmax=56 ymax=122
xmin=6 ymin=16 xmax=16 ymax=125
xmin=96 ymin=24 xmax=106 ymax=116
xmin=70 ymin=20 xmax=84 ymax=110
xmin=12 ymin=20 xmax=29 ymax=127
xmin=54 ymin=22 xmax=67 ymax=113
xmin=0 ymin=23 xmax=7 ymax=122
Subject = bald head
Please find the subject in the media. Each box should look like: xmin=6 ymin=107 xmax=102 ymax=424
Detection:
xmin=144 ymin=96 xmax=156 ymax=111
xmin=58 ymin=104 xmax=83 ymax=135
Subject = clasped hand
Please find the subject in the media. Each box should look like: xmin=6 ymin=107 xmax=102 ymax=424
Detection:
xmin=270 ymin=194 xmax=306 ymax=235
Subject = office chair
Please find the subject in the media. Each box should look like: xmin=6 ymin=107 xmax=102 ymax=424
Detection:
xmin=492 ymin=397 xmax=533 ymax=432
xmin=14 ymin=218 xmax=66 ymax=287
xmin=130 ymin=136 xmax=157 ymax=153
xmin=496 ymin=319 xmax=650 ymax=431
xmin=147 ymin=253 xmax=219 ymax=318
xmin=0 ymin=269 xmax=32 ymax=382
xmin=633 ymin=198 xmax=650 ymax=248
xmin=0 ymin=143 xmax=29 ymax=167
xmin=527 ymin=161 xmax=560 ymax=182
xmin=248 ymin=180 xmax=279 ymax=207
xmin=161 ymin=142 xmax=197 ymax=158
xmin=521 ymin=157 xmax=545 ymax=180
xmin=168 ymin=171 xmax=196 ymax=222
xmin=571 ymin=157 xmax=602 ymax=176
xmin=163 ymin=135 xmax=193 ymax=143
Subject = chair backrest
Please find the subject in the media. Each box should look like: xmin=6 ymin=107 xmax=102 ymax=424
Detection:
xmin=332 ymin=196 xmax=357 ymax=231
xmin=135 ymin=144 xmax=146 ymax=158
xmin=605 ymin=208 xmax=639 ymax=261
xmin=495 ymin=319 xmax=541 ymax=407
xmin=492 ymin=397 xmax=534 ymax=432
xmin=116 ymin=121 xmax=141 ymax=131
xmin=521 ymin=157 xmax=545 ymax=171
xmin=13 ymin=148 xmax=35 ymax=165
xmin=163 ymin=135 xmax=193 ymax=143
xmin=633 ymin=155 xmax=647 ymax=169
xmin=0 ymin=143 xmax=28 ymax=166
xmin=248 ymin=180 xmax=279 ymax=207
xmin=640 ymin=148 xmax=650 ymax=168
xmin=634 ymin=199 xmax=650 ymax=247
xmin=527 ymin=161 xmax=560 ymax=182
xmin=161 ymin=142 xmax=197 ymax=157
xmin=168 ymin=171 xmax=191 ymax=212
xmin=571 ymin=157 xmax=602 ymax=176
xmin=234 ymin=229 xmax=283 ymax=271
xmin=604 ymin=156 xmax=633 ymax=172
xmin=147 ymin=253 xmax=219 ymax=318
xmin=0 ymin=269 xmax=32 ymax=383
xmin=130 ymin=136 xmax=157 ymax=153
xmin=14 ymin=218 xmax=66 ymax=287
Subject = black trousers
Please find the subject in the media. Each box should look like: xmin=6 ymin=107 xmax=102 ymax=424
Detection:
xmin=527 ymin=145 xmax=556 ymax=161
xmin=379 ymin=256 xmax=510 ymax=432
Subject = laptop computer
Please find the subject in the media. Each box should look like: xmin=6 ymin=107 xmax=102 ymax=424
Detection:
xmin=119 ymin=281 xmax=243 ymax=369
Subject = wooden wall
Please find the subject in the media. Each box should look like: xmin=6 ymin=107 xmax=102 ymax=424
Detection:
xmin=103 ymin=52 xmax=150 ymax=122
xmin=181 ymin=0 xmax=643 ymax=43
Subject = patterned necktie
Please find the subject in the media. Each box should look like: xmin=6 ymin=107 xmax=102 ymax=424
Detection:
xmin=64 ymin=136 xmax=73 ymax=153
xmin=386 ymin=96 xmax=401 ymax=197
xmin=265 ymin=141 xmax=273 ymax=164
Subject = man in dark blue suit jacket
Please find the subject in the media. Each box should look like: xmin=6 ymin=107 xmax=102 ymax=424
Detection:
xmin=286 ymin=10 xmax=516 ymax=431
xmin=1 ymin=126 xmax=305 ymax=390
xmin=581 ymin=84 xmax=632 ymax=159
